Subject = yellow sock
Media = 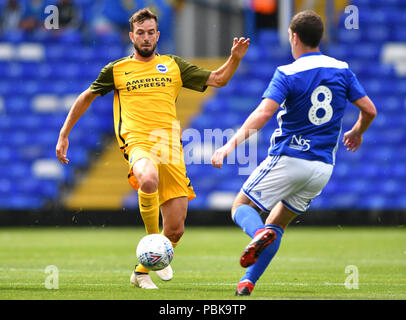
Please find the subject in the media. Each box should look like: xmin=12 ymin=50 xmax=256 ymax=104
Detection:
xmin=138 ymin=189 xmax=160 ymax=235
xmin=135 ymin=190 xmax=159 ymax=274
xmin=135 ymin=264 xmax=150 ymax=273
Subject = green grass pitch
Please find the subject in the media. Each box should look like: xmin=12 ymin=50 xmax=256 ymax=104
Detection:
xmin=0 ymin=226 xmax=405 ymax=300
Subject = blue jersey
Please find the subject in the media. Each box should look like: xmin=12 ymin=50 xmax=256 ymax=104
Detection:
xmin=263 ymin=52 xmax=366 ymax=165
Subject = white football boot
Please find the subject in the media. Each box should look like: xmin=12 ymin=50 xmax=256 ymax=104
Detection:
xmin=155 ymin=265 xmax=173 ymax=281
xmin=130 ymin=271 xmax=158 ymax=289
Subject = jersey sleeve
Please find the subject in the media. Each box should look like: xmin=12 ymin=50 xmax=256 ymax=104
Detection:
xmin=170 ymin=55 xmax=211 ymax=92
xmin=90 ymin=62 xmax=115 ymax=96
xmin=346 ymin=69 xmax=366 ymax=102
xmin=262 ymin=68 xmax=290 ymax=104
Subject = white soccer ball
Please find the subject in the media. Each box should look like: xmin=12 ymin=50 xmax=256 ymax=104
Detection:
xmin=136 ymin=234 xmax=174 ymax=271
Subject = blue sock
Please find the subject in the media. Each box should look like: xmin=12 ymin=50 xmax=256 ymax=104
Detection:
xmin=240 ymin=224 xmax=284 ymax=285
xmin=232 ymin=205 xmax=264 ymax=238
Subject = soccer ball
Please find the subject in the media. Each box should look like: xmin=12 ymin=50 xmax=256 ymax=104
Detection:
xmin=136 ymin=234 xmax=174 ymax=271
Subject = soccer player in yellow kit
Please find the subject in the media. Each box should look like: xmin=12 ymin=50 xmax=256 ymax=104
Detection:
xmin=56 ymin=8 xmax=249 ymax=289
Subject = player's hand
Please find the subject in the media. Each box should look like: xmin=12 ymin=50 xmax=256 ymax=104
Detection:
xmin=231 ymin=37 xmax=250 ymax=61
xmin=56 ymin=135 xmax=70 ymax=164
xmin=211 ymin=144 xmax=233 ymax=169
xmin=343 ymin=130 xmax=362 ymax=152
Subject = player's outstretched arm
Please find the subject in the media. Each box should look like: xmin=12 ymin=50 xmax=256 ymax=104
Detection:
xmin=56 ymin=88 xmax=99 ymax=164
xmin=205 ymin=37 xmax=250 ymax=88
xmin=211 ymin=98 xmax=279 ymax=169
xmin=343 ymin=96 xmax=377 ymax=152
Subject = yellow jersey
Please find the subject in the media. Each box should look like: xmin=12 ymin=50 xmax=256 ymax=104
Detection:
xmin=90 ymin=54 xmax=211 ymax=162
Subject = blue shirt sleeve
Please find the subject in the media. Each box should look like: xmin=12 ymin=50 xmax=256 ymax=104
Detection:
xmin=262 ymin=68 xmax=290 ymax=104
xmin=346 ymin=69 xmax=367 ymax=102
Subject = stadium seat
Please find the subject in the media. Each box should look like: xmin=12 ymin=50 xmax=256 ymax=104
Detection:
xmin=16 ymin=43 xmax=45 ymax=61
xmin=7 ymin=194 xmax=44 ymax=210
xmin=337 ymin=29 xmax=363 ymax=44
xmin=122 ymin=191 xmax=139 ymax=209
xmin=32 ymin=94 xmax=59 ymax=113
xmin=257 ymin=30 xmax=280 ymax=45
xmin=0 ymin=43 xmax=15 ymax=60
xmin=32 ymin=159 xmax=64 ymax=180
xmin=207 ymin=191 xmax=237 ymax=210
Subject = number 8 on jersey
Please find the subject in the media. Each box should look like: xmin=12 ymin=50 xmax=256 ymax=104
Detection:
xmin=308 ymin=85 xmax=333 ymax=126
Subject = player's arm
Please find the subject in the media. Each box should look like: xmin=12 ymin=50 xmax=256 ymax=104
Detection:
xmin=343 ymin=96 xmax=377 ymax=152
xmin=205 ymin=37 xmax=250 ymax=88
xmin=211 ymin=98 xmax=279 ymax=169
xmin=56 ymin=89 xmax=99 ymax=164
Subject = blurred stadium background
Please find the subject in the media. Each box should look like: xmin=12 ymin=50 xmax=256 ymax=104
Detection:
xmin=0 ymin=0 xmax=405 ymax=226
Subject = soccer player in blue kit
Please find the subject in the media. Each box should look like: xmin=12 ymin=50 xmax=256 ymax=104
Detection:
xmin=211 ymin=10 xmax=377 ymax=296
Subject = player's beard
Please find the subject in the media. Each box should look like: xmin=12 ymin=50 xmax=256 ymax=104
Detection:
xmin=134 ymin=42 xmax=157 ymax=58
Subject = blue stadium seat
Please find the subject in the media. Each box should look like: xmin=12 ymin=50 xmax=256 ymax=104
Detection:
xmin=69 ymin=130 xmax=101 ymax=148
xmin=201 ymin=97 xmax=229 ymax=114
xmin=357 ymin=64 xmax=396 ymax=79
xmin=243 ymin=45 xmax=264 ymax=64
xmin=226 ymin=96 xmax=259 ymax=114
xmin=262 ymin=45 xmax=291 ymax=61
xmin=351 ymin=44 xmax=381 ymax=60
xmin=257 ymin=30 xmax=280 ymax=45
xmin=189 ymin=113 xmax=217 ymax=131
xmin=14 ymin=179 xmax=59 ymax=198
xmin=392 ymin=24 xmax=406 ymax=42
xmin=325 ymin=44 xmax=353 ymax=60
xmin=0 ymin=162 xmax=31 ymax=179
xmin=58 ymin=30 xmax=83 ymax=45
xmin=66 ymin=146 xmax=89 ymax=167
xmin=187 ymin=191 xmax=208 ymax=209
xmin=365 ymin=25 xmax=393 ymax=43
xmin=0 ymin=146 xmax=17 ymax=163
xmin=122 ymin=191 xmax=139 ymax=209
xmin=374 ymin=0 xmax=406 ymax=8
xmin=337 ymin=29 xmax=363 ymax=44
xmin=7 ymin=194 xmax=44 ymax=210
xmin=216 ymin=177 xmax=245 ymax=192
xmin=4 ymin=96 xmax=31 ymax=113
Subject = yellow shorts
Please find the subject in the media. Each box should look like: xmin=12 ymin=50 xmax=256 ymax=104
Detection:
xmin=126 ymin=146 xmax=196 ymax=206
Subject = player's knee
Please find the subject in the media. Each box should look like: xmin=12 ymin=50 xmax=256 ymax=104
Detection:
xmin=231 ymin=192 xmax=256 ymax=218
xmin=138 ymin=174 xmax=158 ymax=193
xmin=231 ymin=203 xmax=239 ymax=219
xmin=231 ymin=196 xmax=244 ymax=217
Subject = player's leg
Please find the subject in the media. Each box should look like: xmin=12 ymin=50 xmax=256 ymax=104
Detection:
xmin=236 ymin=202 xmax=297 ymax=292
xmin=232 ymin=155 xmax=285 ymax=242
xmin=231 ymin=191 xmax=265 ymax=239
xmin=131 ymin=157 xmax=161 ymax=284
xmin=132 ymin=157 xmax=160 ymax=235
xmin=157 ymin=156 xmax=195 ymax=247
xmin=143 ymin=152 xmax=194 ymax=282
xmin=160 ymin=196 xmax=188 ymax=246
xmin=153 ymin=196 xmax=188 ymax=281
xmin=236 ymin=202 xmax=296 ymax=295
xmin=236 ymin=157 xmax=333 ymax=295
xmin=230 ymin=191 xmax=278 ymax=295
xmin=264 ymin=201 xmax=298 ymax=228
xmin=234 ymin=155 xmax=292 ymax=295
xmin=241 ymin=201 xmax=296 ymax=267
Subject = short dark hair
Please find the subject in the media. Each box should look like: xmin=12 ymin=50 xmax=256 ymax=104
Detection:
xmin=289 ymin=10 xmax=324 ymax=48
xmin=129 ymin=8 xmax=158 ymax=32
